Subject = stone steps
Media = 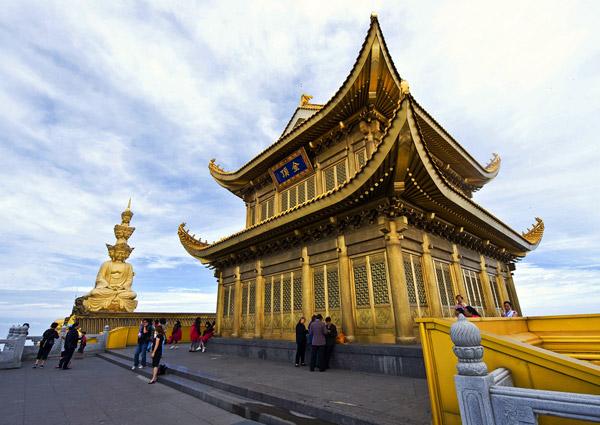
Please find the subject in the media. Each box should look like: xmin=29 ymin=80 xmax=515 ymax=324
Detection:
xmin=99 ymin=350 xmax=400 ymax=425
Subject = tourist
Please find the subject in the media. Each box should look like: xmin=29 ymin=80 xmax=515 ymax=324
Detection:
xmin=307 ymin=315 xmax=316 ymax=345
xmin=58 ymin=323 xmax=79 ymax=370
xmin=199 ymin=321 xmax=214 ymax=352
xmin=159 ymin=318 xmax=167 ymax=347
xmin=465 ymin=306 xmax=481 ymax=318
xmin=149 ymin=319 xmax=161 ymax=352
xmin=132 ymin=319 xmax=153 ymax=370
xmin=149 ymin=325 xmax=165 ymax=384
xmin=454 ymin=295 xmax=467 ymax=310
xmin=309 ymin=314 xmax=328 ymax=372
xmin=32 ymin=322 xmax=59 ymax=368
xmin=168 ymin=320 xmax=182 ymax=349
xmin=294 ymin=317 xmax=308 ymax=367
xmin=324 ymin=317 xmax=338 ymax=370
xmin=77 ymin=331 xmax=87 ymax=354
xmin=189 ymin=317 xmax=202 ymax=352
xmin=501 ymin=301 xmax=518 ymax=317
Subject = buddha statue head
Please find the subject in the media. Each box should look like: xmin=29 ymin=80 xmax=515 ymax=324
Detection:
xmin=107 ymin=242 xmax=134 ymax=262
xmin=121 ymin=199 xmax=134 ymax=225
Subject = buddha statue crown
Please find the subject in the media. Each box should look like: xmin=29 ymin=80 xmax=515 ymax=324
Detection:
xmin=108 ymin=199 xmax=136 ymax=260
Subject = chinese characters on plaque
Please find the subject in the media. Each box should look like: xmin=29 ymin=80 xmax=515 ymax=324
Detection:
xmin=269 ymin=147 xmax=314 ymax=190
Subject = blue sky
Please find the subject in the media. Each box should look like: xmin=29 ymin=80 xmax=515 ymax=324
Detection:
xmin=1 ymin=1 xmax=599 ymax=337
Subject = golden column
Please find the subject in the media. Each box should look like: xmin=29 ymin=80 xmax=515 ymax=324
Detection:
xmin=479 ymin=255 xmax=498 ymax=317
xmin=336 ymin=235 xmax=356 ymax=342
xmin=381 ymin=216 xmax=415 ymax=344
xmin=215 ymin=271 xmax=224 ymax=336
xmin=496 ymin=264 xmax=510 ymax=303
xmin=301 ymin=246 xmax=313 ymax=324
xmin=450 ymin=244 xmax=468 ymax=301
xmin=232 ymin=266 xmax=242 ymax=337
xmin=255 ymin=259 xmax=265 ymax=338
xmin=421 ymin=234 xmax=442 ymax=317
xmin=504 ymin=271 xmax=522 ymax=314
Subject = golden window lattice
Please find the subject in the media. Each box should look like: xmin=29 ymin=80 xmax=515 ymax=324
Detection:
xmin=356 ymin=148 xmax=367 ymax=168
xmin=327 ymin=267 xmax=340 ymax=309
xmin=249 ymin=281 xmax=256 ymax=314
xmin=353 ymin=262 xmax=370 ymax=307
xmin=313 ymin=267 xmax=326 ymax=310
xmin=298 ymin=182 xmax=306 ymax=204
xmin=228 ymin=286 xmax=235 ymax=316
xmin=324 ymin=167 xmax=335 ymax=192
xmin=260 ymin=202 xmax=268 ymax=221
xmin=249 ymin=206 xmax=256 ymax=226
xmin=488 ymin=274 xmax=502 ymax=309
xmin=267 ymin=198 xmax=274 ymax=218
xmin=435 ymin=261 xmax=454 ymax=307
xmin=307 ymin=176 xmax=316 ymax=200
xmin=223 ymin=286 xmax=230 ymax=317
xmin=289 ymin=186 xmax=298 ymax=209
xmin=273 ymin=277 xmax=281 ymax=312
xmin=241 ymin=284 xmax=248 ymax=315
xmin=283 ymin=276 xmax=292 ymax=312
xmin=264 ymin=280 xmax=271 ymax=314
xmin=293 ymin=276 xmax=302 ymax=311
xmin=404 ymin=253 xmax=427 ymax=306
xmin=281 ymin=193 xmax=288 ymax=211
xmin=462 ymin=269 xmax=484 ymax=313
xmin=370 ymin=258 xmax=390 ymax=305
xmin=336 ymin=161 xmax=347 ymax=184
xmin=404 ymin=258 xmax=417 ymax=304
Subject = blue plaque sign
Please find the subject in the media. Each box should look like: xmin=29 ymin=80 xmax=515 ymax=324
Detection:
xmin=269 ymin=147 xmax=314 ymax=190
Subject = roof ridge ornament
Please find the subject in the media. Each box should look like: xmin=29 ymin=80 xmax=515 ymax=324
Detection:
xmin=400 ymin=80 xmax=410 ymax=95
xmin=522 ymin=217 xmax=545 ymax=245
xmin=209 ymin=158 xmax=228 ymax=174
xmin=299 ymin=94 xmax=313 ymax=107
xmin=484 ymin=153 xmax=501 ymax=173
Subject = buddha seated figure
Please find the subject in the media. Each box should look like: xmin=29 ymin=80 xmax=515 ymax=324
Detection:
xmin=83 ymin=243 xmax=138 ymax=313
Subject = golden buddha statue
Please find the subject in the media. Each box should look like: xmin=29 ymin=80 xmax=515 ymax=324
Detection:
xmin=78 ymin=201 xmax=138 ymax=313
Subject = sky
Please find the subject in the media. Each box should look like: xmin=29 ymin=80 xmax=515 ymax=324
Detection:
xmin=1 ymin=1 xmax=599 ymax=337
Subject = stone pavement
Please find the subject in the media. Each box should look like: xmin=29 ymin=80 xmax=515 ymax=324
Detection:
xmin=0 ymin=356 xmax=259 ymax=425
xmin=106 ymin=346 xmax=431 ymax=425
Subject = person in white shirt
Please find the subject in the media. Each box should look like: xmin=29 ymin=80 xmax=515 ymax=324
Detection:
xmin=501 ymin=301 xmax=518 ymax=318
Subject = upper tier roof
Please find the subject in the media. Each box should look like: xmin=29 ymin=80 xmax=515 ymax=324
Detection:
xmin=208 ymin=15 xmax=500 ymax=198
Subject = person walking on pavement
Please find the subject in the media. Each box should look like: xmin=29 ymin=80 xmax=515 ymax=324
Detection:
xmin=168 ymin=320 xmax=182 ymax=349
xmin=148 ymin=325 xmax=165 ymax=384
xmin=308 ymin=314 xmax=328 ymax=372
xmin=58 ymin=323 xmax=79 ymax=370
xmin=190 ymin=317 xmax=202 ymax=352
xmin=294 ymin=317 xmax=308 ymax=367
xmin=33 ymin=322 xmax=59 ymax=368
xmin=324 ymin=316 xmax=338 ymax=370
xmin=132 ymin=319 xmax=153 ymax=370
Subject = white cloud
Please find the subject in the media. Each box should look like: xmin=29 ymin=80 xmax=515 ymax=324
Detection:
xmin=0 ymin=1 xmax=598 ymax=329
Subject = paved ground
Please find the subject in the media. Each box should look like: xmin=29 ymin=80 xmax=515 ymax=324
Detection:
xmin=1 ymin=356 xmax=258 ymax=425
xmin=113 ymin=345 xmax=431 ymax=425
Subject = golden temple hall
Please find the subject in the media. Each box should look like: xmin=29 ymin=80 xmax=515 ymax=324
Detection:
xmin=179 ymin=15 xmax=544 ymax=344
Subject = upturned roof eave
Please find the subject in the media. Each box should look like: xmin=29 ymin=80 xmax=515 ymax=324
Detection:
xmin=208 ymin=16 xmax=384 ymax=192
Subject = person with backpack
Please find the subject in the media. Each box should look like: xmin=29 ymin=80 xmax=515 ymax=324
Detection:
xmin=132 ymin=319 xmax=153 ymax=369
xmin=148 ymin=325 xmax=165 ymax=384
xmin=323 ymin=317 xmax=338 ymax=370
xmin=58 ymin=323 xmax=79 ymax=370
xmin=32 ymin=322 xmax=59 ymax=368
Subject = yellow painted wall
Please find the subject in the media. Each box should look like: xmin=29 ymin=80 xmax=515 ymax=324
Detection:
xmin=418 ymin=315 xmax=600 ymax=425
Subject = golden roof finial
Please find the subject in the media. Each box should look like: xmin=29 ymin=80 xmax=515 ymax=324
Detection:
xmin=522 ymin=217 xmax=545 ymax=245
xmin=371 ymin=12 xmax=378 ymax=21
xmin=400 ymin=80 xmax=410 ymax=95
xmin=126 ymin=198 xmax=131 ymax=211
xmin=300 ymin=94 xmax=313 ymax=107
xmin=484 ymin=153 xmax=501 ymax=173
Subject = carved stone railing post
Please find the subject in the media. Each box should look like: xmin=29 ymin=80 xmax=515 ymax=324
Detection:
xmin=99 ymin=325 xmax=110 ymax=351
xmin=0 ymin=325 xmax=28 ymax=369
xmin=451 ymin=314 xmax=495 ymax=425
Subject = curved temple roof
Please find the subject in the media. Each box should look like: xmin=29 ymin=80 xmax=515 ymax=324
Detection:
xmin=208 ymin=15 xmax=500 ymax=198
xmin=183 ymin=15 xmax=543 ymax=263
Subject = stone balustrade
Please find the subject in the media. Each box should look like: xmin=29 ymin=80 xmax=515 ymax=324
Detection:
xmin=451 ymin=314 xmax=600 ymax=424
xmin=0 ymin=325 xmax=29 ymax=369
